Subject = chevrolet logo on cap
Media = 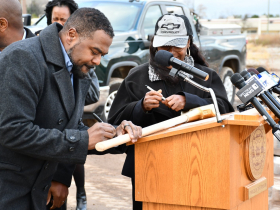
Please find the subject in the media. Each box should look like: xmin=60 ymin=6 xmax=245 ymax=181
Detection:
xmin=161 ymin=23 xmax=180 ymax=30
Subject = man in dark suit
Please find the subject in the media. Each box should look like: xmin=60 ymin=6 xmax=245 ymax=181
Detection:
xmin=39 ymin=1 xmax=98 ymax=209
xmin=0 ymin=0 xmax=35 ymax=52
xmin=0 ymin=6 xmax=141 ymax=210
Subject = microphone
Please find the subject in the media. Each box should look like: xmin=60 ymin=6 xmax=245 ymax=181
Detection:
xmin=256 ymin=67 xmax=280 ymax=84
xmin=231 ymin=73 xmax=280 ymax=140
xmin=270 ymin=74 xmax=280 ymax=94
xmin=155 ymin=50 xmax=209 ymax=81
xmin=270 ymin=72 xmax=280 ymax=84
xmin=247 ymin=68 xmax=280 ymax=103
xmin=240 ymin=70 xmax=280 ymax=119
xmin=237 ymin=70 xmax=263 ymax=111
xmin=247 ymin=68 xmax=259 ymax=77
xmin=258 ymin=72 xmax=277 ymax=90
xmin=256 ymin=67 xmax=280 ymax=94
xmin=256 ymin=67 xmax=268 ymax=74
xmin=248 ymin=68 xmax=280 ymax=94
xmin=240 ymin=70 xmax=261 ymax=83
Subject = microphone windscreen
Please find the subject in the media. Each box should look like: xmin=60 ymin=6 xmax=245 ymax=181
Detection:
xmin=155 ymin=50 xmax=173 ymax=67
xmin=230 ymin=73 xmax=243 ymax=85
xmin=240 ymin=70 xmax=249 ymax=77
xmin=240 ymin=70 xmax=251 ymax=81
xmin=256 ymin=67 xmax=269 ymax=74
xmin=247 ymin=68 xmax=259 ymax=75
xmin=231 ymin=73 xmax=244 ymax=87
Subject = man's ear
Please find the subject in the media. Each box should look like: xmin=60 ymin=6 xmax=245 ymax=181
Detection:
xmin=0 ymin=18 xmax=8 ymax=32
xmin=66 ymin=28 xmax=79 ymax=45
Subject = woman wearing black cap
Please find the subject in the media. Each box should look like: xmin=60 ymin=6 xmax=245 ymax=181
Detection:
xmin=108 ymin=14 xmax=234 ymax=210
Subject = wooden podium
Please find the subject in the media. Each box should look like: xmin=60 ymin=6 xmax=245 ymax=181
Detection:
xmin=133 ymin=109 xmax=275 ymax=210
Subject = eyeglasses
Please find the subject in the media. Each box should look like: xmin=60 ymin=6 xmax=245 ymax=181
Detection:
xmin=157 ymin=46 xmax=185 ymax=53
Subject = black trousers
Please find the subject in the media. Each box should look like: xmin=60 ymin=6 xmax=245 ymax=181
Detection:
xmin=132 ymin=178 xmax=142 ymax=210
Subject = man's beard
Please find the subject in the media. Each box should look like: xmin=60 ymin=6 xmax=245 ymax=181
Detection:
xmin=67 ymin=45 xmax=95 ymax=79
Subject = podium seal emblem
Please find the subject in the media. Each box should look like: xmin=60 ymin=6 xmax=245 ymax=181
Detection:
xmin=245 ymin=125 xmax=266 ymax=181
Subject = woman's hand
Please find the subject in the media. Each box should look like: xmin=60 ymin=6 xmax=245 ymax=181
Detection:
xmin=142 ymin=90 xmax=163 ymax=111
xmin=162 ymin=95 xmax=186 ymax=112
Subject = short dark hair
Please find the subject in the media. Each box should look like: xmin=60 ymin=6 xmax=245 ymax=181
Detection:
xmin=45 ymin=0 xmax=78 ymax=25
xmin=62 ymin=8 xmax=114 ymax=38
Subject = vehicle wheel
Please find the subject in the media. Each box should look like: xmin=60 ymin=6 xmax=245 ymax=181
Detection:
xmin=220 ymin=67 xmax=235 ymax=104
xmin=104 ymin=78 xmax=124 ymax=120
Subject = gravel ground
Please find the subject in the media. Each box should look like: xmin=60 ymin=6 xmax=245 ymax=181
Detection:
xmin=67 ymin=154 xmax=132 ymax=210
xmin=247 ymin=45 xmax=280 ymax=72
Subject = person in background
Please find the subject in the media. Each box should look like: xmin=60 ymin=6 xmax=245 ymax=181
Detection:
xmin=35 ymin=0 xmax=78 ymax=35
xmin=45 ymin=0 xmax=77 ymax=26
xmin=108 ymin=14 xmax=234 ymax=210
xmin=0 ymin=0 xmax=35 ymax=53
xmin=42 ymin=1 xmax=99 ymax=210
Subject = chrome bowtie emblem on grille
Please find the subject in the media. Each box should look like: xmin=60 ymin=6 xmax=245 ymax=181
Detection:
xmin=161 ymin=23 xmax=180 ymax=30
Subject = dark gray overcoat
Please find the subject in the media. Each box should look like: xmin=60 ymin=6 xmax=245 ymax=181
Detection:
xmin=0 ymin=23 xmax=91 ymax=209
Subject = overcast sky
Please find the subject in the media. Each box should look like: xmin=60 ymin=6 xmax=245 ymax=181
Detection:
xmin=189 ymin=0 xmax=280 ymax=19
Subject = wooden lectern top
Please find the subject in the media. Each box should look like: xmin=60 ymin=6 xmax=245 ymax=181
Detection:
xmin=131 ymin=108 xmax=276 ymax=145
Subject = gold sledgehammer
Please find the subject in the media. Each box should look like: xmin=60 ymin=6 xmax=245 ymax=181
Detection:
xmin=95 ymin=104 xmax=216 ymax=152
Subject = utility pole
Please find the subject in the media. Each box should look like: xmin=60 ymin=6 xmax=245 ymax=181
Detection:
xmin=267 ymin=0 xmax=270 ymax=33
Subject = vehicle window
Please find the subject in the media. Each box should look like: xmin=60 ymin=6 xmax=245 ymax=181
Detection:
xmin=166 ymin=5 xmax=185 ymax=15
xmin=77 ymin=1 xmax=142 ymax=31
xmin=143 ymin=5 xmax=162 ymax=39
xmin=35 ymin=15 xmax=47 ymax=28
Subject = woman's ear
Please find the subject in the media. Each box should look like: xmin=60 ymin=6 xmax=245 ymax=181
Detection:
xmin=187 ymin=39 xmax=191 ymax=48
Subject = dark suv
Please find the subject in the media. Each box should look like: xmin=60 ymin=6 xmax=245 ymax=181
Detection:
xmin=28 ymin=0 xmax=246 ymax=121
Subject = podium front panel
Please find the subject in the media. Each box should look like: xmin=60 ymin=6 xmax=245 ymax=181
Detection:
xmin=142 ymin=189 xmax=268 ymax=209
xmin=135 ymin=123 xmax=273 ymax=210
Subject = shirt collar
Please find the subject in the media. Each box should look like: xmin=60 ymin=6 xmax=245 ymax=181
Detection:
xmin=148 ymin=64 xmax=161 ymax=82
xmin=22 ymin=28 xmax=26 ymax=40
xmin=59 ymin=38 xmax=73 ymax=74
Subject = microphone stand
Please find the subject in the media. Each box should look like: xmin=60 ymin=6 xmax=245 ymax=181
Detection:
xmin=169 ymin=68 xmax=224 ymax=123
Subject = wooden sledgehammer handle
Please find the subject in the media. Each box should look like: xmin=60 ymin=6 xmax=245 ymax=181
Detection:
xmin=95 ymin=104 xmax=216 ymax=152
